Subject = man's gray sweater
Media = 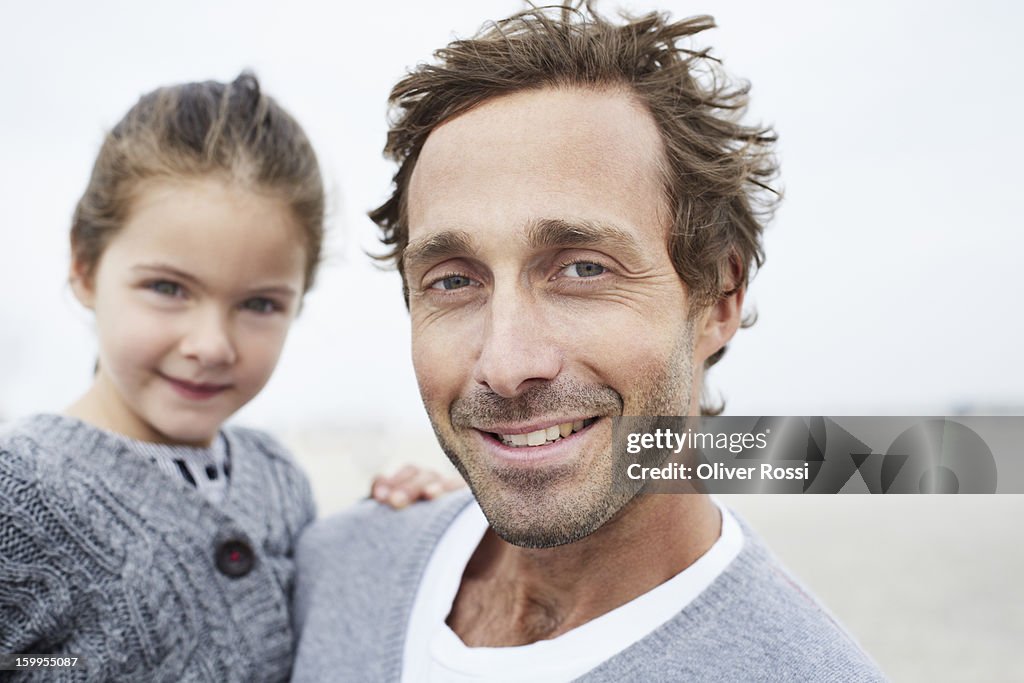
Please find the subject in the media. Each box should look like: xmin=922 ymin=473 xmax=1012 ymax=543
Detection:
xmin=293 ymin=492 xmax=886 ymax=682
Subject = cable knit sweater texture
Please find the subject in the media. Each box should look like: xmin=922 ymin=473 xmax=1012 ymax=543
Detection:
xmin=0 ymin=414 xmax=315 ymax=682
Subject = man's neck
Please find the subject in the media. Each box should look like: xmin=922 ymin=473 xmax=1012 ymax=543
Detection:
xmin=446 ymin=493 xmax=720 ymax=647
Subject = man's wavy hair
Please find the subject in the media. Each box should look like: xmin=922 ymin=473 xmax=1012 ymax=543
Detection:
xmin=370 ymin=2 xmax=780 ymax=415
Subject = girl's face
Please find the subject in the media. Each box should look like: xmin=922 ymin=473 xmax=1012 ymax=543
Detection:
xmin=71 ymin=176 xmax=307 ymax=446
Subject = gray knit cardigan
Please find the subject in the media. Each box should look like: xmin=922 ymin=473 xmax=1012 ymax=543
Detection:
xmin=0 ymin=414 xmax=315 ymax=682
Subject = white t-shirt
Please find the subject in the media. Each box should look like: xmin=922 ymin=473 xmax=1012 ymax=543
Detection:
xmin=401 ymin=498 xmax=743 ymax=683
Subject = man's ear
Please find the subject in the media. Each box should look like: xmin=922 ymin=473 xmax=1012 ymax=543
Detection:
xmin=694 ymin=285 xmax=744 ymax=365
xmin=694 ymin=253 xmax=747 ymax=363
xmin=69 ymin=258 xmax=96 ymax=309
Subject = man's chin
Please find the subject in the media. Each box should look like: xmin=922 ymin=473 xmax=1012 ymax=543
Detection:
xmin=486 ymin=514 xmax=609 ymax=549
xmin=467 ymin=472 xmax=629 ymax=549
xmin=436 ymin=425 xmax=635 ymax=548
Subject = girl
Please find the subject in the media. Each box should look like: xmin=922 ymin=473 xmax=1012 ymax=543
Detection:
xmin=0 ymin=73 xmax=452 ymax=681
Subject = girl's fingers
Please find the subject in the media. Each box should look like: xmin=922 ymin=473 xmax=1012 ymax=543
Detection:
xmin=372 ymin=464 xmax=419 ymax=501
xmin=441 ymin=477 xmax=466 ymax=493
xmin=370 ymin=475 xmax=391 ymax=503
xmin=396 ymin=470 xmax=448 ymax=504
xmin=372 ymin=465 xmax=461 ymax=508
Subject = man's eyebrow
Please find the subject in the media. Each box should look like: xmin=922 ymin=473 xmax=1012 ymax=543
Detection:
xmin=402 ymin=230 xmax=478 ymax=274
xmin=526 ymin=218 xmax=646 ymax=263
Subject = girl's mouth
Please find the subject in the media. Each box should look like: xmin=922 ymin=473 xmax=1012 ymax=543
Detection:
xmin=161 ymin=374 xmax=232 ymax=400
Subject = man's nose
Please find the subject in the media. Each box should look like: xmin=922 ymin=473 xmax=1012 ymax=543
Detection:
xmin=472 ymin=286 xmax=562 ymax=398
xmin=179 ymin=307 xmax=238 ymax=368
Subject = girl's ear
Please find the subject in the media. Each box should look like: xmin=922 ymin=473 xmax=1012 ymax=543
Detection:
xmin=69 ymin=258 xmax=96 ymax=309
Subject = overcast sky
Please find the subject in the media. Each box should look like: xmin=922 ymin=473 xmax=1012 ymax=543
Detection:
xmin=1 ymin=0 xmax=1021 ymax=432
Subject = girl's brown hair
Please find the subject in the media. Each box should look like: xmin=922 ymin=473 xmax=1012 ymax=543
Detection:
xmin=71 ymin=72 xmax=325 ymax=291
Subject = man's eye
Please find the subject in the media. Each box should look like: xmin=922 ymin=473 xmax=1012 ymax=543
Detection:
xmin=559 ymin=262 xmax=606 ymax=278
xmin=149 ymin=280 xmax=183 ymax=297
xmin=242 ymin=297 xmax=278 ymax=314
xmin=430 ymin=275 xmax=475 ymax=291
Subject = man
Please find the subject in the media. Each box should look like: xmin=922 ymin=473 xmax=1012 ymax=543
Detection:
xmin=293 ymin=4 xmax=885 ymax=681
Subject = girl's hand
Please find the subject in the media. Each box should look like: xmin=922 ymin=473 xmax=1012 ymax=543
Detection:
xmin=371 ymin=464 xmax=464 ymax=509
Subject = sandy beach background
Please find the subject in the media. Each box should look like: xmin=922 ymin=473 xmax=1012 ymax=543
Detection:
xmin=282 ymin=424 xmax=1024 ymax=683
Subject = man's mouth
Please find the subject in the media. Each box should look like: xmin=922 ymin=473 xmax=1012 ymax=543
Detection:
xmin=488 ymin=417 xmax=598 ymax=448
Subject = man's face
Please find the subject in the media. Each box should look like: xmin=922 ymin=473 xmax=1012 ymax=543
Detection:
xmin=405 ymin=86 xmax=710 ymax=548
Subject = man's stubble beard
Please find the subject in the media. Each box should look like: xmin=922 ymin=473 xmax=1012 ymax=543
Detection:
xmin=425 ymin=325 xmax=696 ymax=549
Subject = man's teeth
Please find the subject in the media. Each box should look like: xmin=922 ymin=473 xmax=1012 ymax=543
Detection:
xmin=498 ymin=419 xmax=593 ymax=447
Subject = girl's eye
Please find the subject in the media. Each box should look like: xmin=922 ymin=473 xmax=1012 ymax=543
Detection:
xmin=559 ymin=262 xmax=606 ymax=278
xmin=242 ymin=297 xmax=279 ymax=314
xmin=430 ymin=275 xmax=476 ymax=291
xmin=149 ymin=280 xmax=183 ymax=297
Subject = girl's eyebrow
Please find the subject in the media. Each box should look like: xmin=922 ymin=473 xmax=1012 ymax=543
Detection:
xmin=132 ymin=263 xmax=298 ymax=298
xmin=132 ymin=262 xmax=201 ymax=285
xmin=247 ymin=285 xmax=299 ymax=298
